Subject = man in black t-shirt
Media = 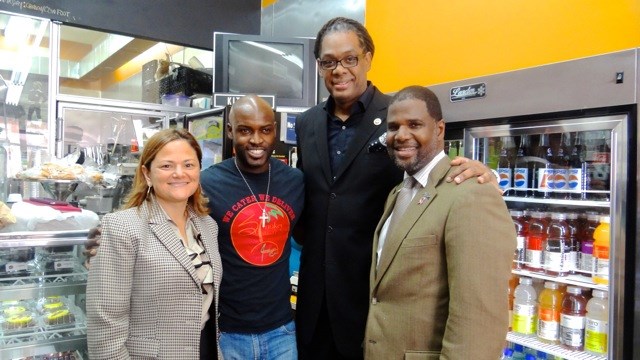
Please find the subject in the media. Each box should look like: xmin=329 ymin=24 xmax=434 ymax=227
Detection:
xmin=201 ymin=95 xmax=304 ymax=360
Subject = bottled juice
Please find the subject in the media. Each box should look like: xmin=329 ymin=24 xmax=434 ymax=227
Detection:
xmin=543 ymin=212 xmax=571 ymax=276
xmin=512 ymin=277 xmax=537 ymax=336
xmin=537 ymin=281 xmax=562 ymax=344
xmin=579 ymin=213 xmax=600 ymax=276
xmin=565 ymin=212 xmax=580 ymax=274
xmin=508 ymin=274 xmax=519 ymax=329
xmin=525 ymin=211 xmax=547 ymax=273
xmin=560 ymin=286 xmax=587 ymax=351
xmin=585 ymin=289 xmax=609 ymax=355
xmin=510 ymin=210 xmax=527 ymax=269
xmin=592 ymin=215 xmax=610 ymax=285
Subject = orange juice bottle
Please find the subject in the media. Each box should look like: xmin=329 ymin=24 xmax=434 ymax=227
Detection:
xmin=592 ymin=216 xmax=610 ymax=285
xmin=537 ymin=281 xmax=562 ymax=344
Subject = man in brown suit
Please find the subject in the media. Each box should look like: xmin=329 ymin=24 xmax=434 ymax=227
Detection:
xmin=364 ymin=86 xmax=515 ymax=359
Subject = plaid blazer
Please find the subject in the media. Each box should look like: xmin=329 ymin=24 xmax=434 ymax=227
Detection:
xmin=87 ymin=199 xmax=222 ymax=359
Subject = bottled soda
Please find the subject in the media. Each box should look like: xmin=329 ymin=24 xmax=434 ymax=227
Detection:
xmin=525 ymin=211 xmax=547 ymax=273
xmin=512 ymin=277 xmax=537 ymax=336
xmin=592 ymin=215 xmax=611 ymax=285
xmin=552 ymin=133 xmax=570 ymax=198
xmin=497 ymin=136 xmax=516 ymax=195
xmin=579 ymin=212 xmax=600 ymax=277
xmin=543 ymin=212 xmax=571 ymax=277
xmin=514 ymin=135 xmax=531 ymax=197
xmin=534 ymin=134 xmax=554 ymax=199
xmin=510 ymin=210 xmax=527 ymax=269
xmin=583 ymin=131 xmax=611 ymax=200
xmin=537 ymin=281 xmax=562 ymax=344
xmin=560 ymin=286 xmax=587 ymax=351
xmin=567 ymin=132 xmax=586 ymax=200
xmin=585 ymin=289 xmax=609 ymax=356
xmin=565 ymin=212 xmax=580 ymax=274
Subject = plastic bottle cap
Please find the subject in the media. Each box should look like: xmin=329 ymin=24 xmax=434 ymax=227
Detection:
xmin=550 ymin=212 xmax=567 ymax=220
xmin=600 ymin=215 xmax=610 ymax=224
xmin=566 ymin=212 xmax=578 ymax=220
xmin=588 ymin=213 xmax=602 ymax=221
xmin=519 ymin=277 xmax=532 ymax=285
xmin=531 ymin=211 xmax=545 ymax=219
xmin=566 ymin=286 xmax=581 ymax=294
xmin=510 ymin=210 xmax=524 ymax=217
xmin=544 ymin=281 xmax=559 ymax=289
xmin=503 ymin=348 xmax=514 ymax=356
xmin=592 ymin=289 xmax=608 ymax=299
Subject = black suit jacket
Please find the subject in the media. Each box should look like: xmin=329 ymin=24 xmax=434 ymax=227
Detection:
xmin=294 ymin=86 xmax=403 ymax=357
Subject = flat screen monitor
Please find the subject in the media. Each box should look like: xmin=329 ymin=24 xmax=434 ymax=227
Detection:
xmin=214 ymin=33 xmax=319 ymax=110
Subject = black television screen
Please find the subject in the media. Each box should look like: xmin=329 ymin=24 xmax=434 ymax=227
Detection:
xmin=214 ymin=33 xmax=319 ymax=110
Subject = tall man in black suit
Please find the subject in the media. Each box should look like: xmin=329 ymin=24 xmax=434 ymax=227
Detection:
xmin=294 ymin=17 xmax=496 ymax=359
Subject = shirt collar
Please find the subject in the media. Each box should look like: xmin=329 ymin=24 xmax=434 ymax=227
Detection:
xmin=407 ymin=150 xmax=447 ymax=188
xmin=324 ymin=81 xmax=374 ymax=116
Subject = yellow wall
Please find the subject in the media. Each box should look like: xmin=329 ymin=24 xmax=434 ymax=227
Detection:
xmin=366 ymin=0 xmax=640 ymax=93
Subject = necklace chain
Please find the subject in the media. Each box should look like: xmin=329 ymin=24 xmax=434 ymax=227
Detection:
xmin=234 ymin=158 xmax=271 ymax=227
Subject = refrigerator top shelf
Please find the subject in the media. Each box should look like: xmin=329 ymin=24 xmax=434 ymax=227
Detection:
xmin=503 ymin=196 xmax=610 ymax=209
xmin=512 ymin=269 xmax=608 ymax=292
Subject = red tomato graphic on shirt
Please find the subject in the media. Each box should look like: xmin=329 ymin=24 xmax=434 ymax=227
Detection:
xmin=230 ymin=202 xmax=289 ymax=266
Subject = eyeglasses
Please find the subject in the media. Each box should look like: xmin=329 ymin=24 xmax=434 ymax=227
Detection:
xmin=317 ymin=55 xmax=360 ymax=71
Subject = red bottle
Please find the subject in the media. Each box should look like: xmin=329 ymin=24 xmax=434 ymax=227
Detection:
xmin=565 ymin=212 xmax=580 ymax=274
xmin=544 ymin=212 xmax=571 ymax=277
xmin=525 ymin=211 xmax=547 ymax=273
xmin=560 ymin=286 xmax=588 ymax=351
xmin=510 ymin=210 xmax=527 ymax=269
xmin=579 ymin=213 xmax=600 ymax=277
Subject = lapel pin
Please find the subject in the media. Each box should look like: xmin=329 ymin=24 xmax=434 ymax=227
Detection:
xmin=418 ymin=193 xmax=430 ymax=205
xmin=373 ymin=118 xmax=382 ymax=126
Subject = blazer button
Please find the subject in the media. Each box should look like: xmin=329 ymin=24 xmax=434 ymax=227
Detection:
xmin=371 ymin=297 xmax=377 ymax=305
xmin=329 ymin=192 xmax=336 ymax=199
xmin=327 ymin=226 xmax=333 ymax=233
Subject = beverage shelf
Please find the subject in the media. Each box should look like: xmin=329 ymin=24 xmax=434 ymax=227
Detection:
xmin=512 ymin=269 xmax=608 ymax=292
xmin=507 ymin=332 xmax=606 ymax=360
xmin=503 ymin=196 xmax=610 ymax=208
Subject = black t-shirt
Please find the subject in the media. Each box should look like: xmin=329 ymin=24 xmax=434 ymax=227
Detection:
xmin=201 ymin=158 xmax=304 ymax=333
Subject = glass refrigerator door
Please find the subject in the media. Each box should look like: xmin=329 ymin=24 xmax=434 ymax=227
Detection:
xmin=464 ymin=114 xmax=628 ymax=360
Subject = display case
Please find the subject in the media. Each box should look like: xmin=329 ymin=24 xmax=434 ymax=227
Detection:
xmin=0 ymin=230 xmax=89 ymax=359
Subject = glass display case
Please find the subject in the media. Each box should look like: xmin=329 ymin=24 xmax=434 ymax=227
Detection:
xmin=0 ymin=230 xmax=89 ymax=359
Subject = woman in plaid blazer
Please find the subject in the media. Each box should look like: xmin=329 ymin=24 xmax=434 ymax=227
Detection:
xmin=87 ymin=129 xmax=223 ymax=360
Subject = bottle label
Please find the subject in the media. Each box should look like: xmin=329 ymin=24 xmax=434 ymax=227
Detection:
xmin=595 ymin=258 xmax=610 ymax=280
xmin=513 ymin=304 xmax=537 ymax=334
xmin=537 ymin=168 xmax=554 ymax=193
xmin=537 ymin=308 xmax=560 ymax=340
xmin=513 ymin=168 xmax=528 ymax=189
xmin=497 ymin=167 xmax=512 ymax=191
xmin=525 ymin=249 xmax=542 ymax=268
xmin=567 ymin=250 xmax=578 ymax=272
xmin=560 ymin=313 xmax=586 ymax=329
xmin=543 ymin=243 xmax=570 ymax=273
xmin=585 ymin=318 xmax=608 ymax=353
xmin=567 ymin=168 xmax=583 ymax=192
xmin=561 ymin=313 xmax=586 ymax=347
xmin=553 ymin=168 xmax=569 ymax=190
xmin=516 ymin=236 xmax=525 ymax=250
